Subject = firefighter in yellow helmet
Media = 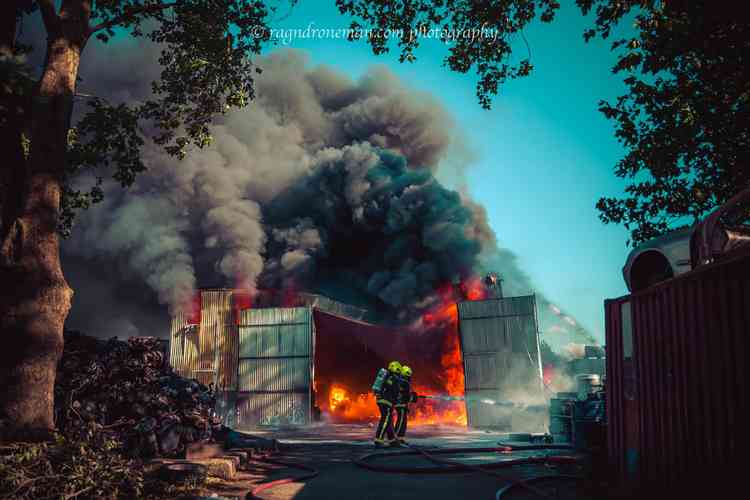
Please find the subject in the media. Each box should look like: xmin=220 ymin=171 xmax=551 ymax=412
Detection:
xmin=371 ymin=361 xmax=401 ymax=447
xmin=394 ymin=364 xmax=418 ymax=445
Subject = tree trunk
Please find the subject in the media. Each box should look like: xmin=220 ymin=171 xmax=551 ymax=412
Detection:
xmin=0 ymin=3 xmax=88 ymax=441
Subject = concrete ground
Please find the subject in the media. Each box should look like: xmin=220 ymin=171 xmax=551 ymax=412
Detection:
xmin=205 ymin=424 xmax=600 ymax=500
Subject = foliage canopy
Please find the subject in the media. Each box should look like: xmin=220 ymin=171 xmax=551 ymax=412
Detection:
xmin=579 ymin=0 xmax=750 ymax=245
xmin=12 ymin=0 xmax=562 ymax=234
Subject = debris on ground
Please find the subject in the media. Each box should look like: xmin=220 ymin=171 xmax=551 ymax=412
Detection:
xmin=1 ymin=331 xmax=237 ymax=499
xmin=0 ymin=431 xmax=206 ymax=500
xmin=55 ymin=331 xmax=222 ymax=459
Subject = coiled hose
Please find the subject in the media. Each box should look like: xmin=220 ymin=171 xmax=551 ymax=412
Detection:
xmin=354 ymin=443 xmax=583 ymax=499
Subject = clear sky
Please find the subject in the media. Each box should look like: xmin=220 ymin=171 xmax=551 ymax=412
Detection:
xmin=255 ymin=1 xmax=633 ymax=343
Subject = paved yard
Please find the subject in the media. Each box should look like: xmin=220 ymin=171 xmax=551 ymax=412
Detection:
xmin=203 ymin=424 xmax=600 ymax=500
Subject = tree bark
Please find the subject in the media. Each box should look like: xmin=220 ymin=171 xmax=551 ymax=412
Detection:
xmin=0 ymin=0 xmax=89 ymax=441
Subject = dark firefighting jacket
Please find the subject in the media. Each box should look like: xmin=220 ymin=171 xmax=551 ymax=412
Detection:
xmin=376 ymin=371 xmax=399 ymax=405
xmin=395 ymin=375 xmax=417 ymax=407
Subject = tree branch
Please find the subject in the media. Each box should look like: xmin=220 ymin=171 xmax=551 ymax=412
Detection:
xmin=88 ymin=2 xmax=176 ymax=35
xmin=37 ymin=0 xmax=60 ymax=34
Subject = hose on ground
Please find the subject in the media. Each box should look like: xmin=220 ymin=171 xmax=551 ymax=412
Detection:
xmin=407 ymin=444 xmax=578 ymax=499
xmin=245 ymin=441 xmax=576 ymax=498
xmin=353 ymin=446 xmax=579 ymax=474
xmin=495 ymin=474 xmax=584 ymax=499
xmin=354 ymin=445 xmax=583 ymax=499
xmin=247 ymin=454 xmax=320 ymax=499
xmin=496 ymin=442 xmax=574 ymax=451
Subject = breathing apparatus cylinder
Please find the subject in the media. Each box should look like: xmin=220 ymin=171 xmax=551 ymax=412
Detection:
xmin=371 ymin=368 xmax=388 ymax=394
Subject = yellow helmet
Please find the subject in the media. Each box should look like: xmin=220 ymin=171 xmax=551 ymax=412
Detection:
xmin=388 ymin=360 xmax=402 ymax=373
xmin=400 ymin=365 xmax=412 ymax=378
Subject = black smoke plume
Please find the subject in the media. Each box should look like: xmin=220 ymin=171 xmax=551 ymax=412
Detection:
xmin=13 ymin=31 xmax=595 ymax=346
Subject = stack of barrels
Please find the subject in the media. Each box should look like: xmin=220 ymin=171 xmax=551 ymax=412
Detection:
xmin=549 ymin=374 xmax=606 ymax=447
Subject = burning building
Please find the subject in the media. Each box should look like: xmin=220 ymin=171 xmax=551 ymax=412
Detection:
xmin=168 ymin=282 xmax=543 ymax=430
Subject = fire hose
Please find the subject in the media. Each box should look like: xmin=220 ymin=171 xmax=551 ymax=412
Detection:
xmin=247 ymin=451 xmax=320 ymax=499
xmin=353 ymin=444 xmax=584 ymax=499
xmin=244 ymin=443 xmax=581 ymax=499
xmin=244 ymin=395 xmax=577 ymax=499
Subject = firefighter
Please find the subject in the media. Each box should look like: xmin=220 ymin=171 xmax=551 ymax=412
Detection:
xmin=394 ymin=365 xmax=418 ymax=445
xmin=372 ymin=360 xmax=401 ymax=447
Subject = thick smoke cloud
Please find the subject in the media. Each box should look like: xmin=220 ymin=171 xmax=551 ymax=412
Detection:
xmin=52 ymin=37 xmax=593 ymax=346
xmin=261 ymin=144 xmax=482 ymax=321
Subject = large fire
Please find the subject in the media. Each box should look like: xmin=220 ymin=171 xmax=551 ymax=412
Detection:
xmin=319 ymin=276 xmax=488 ymax=427
xmin=321 ymin=383 xmax=467 ymax=426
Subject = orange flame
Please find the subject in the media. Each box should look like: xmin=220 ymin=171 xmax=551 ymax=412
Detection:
xmin=329 ymin=386 xmax=348 ymax=411
xmin=324 ymin=385 xmax=379 ymax=421
xmin=320 ymin=276 xmax=489 ymax=427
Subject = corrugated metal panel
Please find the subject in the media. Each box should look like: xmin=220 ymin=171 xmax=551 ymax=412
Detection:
xmin=605 ymin=247 xmax=750 ymax=494
xmin=236 ymin=307 xmax=313 ymax=428
xmin=195 ymin=290 xmax=233 ymax=386
xmin=297 ymin=293 xmax=369 ymax=321
xmin=604 ymin=299 xmax=630 ymax=484
xmin=169 ymin=307 xmax=200 ymax=380
xmin=168 ymin=290 xmax=237 ymax=390
xmin=458 ymin=295 xmax=542 ymax=428
xmin=218 ymin=316 xmax=240 ymax=391
xmin=237 ymin=358 xmax=310 ymax=392
xmin=458 ymin=296 xmax=535 ymax=319
xmin=236 ymin=392 xmax=308 ymax=426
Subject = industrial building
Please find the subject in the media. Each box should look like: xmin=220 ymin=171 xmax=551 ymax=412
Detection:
xmin=168 ymin=288 xmax=544 ymax=430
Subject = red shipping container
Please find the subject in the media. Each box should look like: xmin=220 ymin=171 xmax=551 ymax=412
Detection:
xmin=605 ymin=245 xmax=750 ymax=496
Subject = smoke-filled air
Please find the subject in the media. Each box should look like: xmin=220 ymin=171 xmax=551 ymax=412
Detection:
xmin=60 ymin=43 xmax=594 ymax=349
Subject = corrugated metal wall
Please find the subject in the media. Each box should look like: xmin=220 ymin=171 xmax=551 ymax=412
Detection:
xmin=236 ymin=307 xmax=313 ymax=428
xmin=605 ymin=248 xmax=750 ymax=493
xmin=194 ymin=290 xmax=233 ymax=386
xmin=169 ymin=290 xmax=239 ymax=390
xmin=458 ymin=295 xmax=543 ymax=428
xmin=605 ymin=297 xmax=639 ymax=491
xmin=296 ymin=293 xmax=369 ymax=321
xmin=169 ymin=310 xmax=200 ymax=379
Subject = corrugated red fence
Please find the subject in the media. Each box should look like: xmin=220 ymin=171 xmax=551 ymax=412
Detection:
xmin=606 ymin=246 xmax=749 ymax=495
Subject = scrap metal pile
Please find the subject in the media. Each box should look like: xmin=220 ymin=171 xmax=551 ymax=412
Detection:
xmin=55 ymin=331 xmax=221 ymax=458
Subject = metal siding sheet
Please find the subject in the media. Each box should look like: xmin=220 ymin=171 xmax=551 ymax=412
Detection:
xmin=238 ymin=325 xmax=259 ymax=358
xmin=464 ymin=355 xmax=480 ymax=390
xmin=606 ymin=248 xmax=750 ymax=493
xmin=222 ymin=320 xmax=239 ymax=391
xmin=193 ymin=290 xmax=233 ymax=386
xmin=261 ymin=326 xmax=279 ymax=357
xmin=169 ymin=309 xmax=200 ymax=380
xmin=604 ymin=298 xmax=624 ymax=486
xmin=236 ymin=306 xmax=312 ymax=427
xmin=480 ymin=355 xmax=495 ymax=389
xmin=458 ymin=296 xmax=534 ymax=320
xmin=236 ymin=392 xmax=309 ymax=428
xmin=458 ymin=295 xmax=541 ymax=428
xmin=724 ymin=272 xmax=745 ymax=461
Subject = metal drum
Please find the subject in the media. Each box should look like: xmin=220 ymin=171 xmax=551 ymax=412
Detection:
xmin=549 ymin=396 xmax=574 ymax=443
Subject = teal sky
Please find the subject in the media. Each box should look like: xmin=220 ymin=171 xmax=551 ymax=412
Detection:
xmin=255 ymin=1 xmax=632 ymax=343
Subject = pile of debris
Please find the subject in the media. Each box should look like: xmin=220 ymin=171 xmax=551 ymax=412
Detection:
xmin=55 ymin=331 xmax=222 ymax=458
